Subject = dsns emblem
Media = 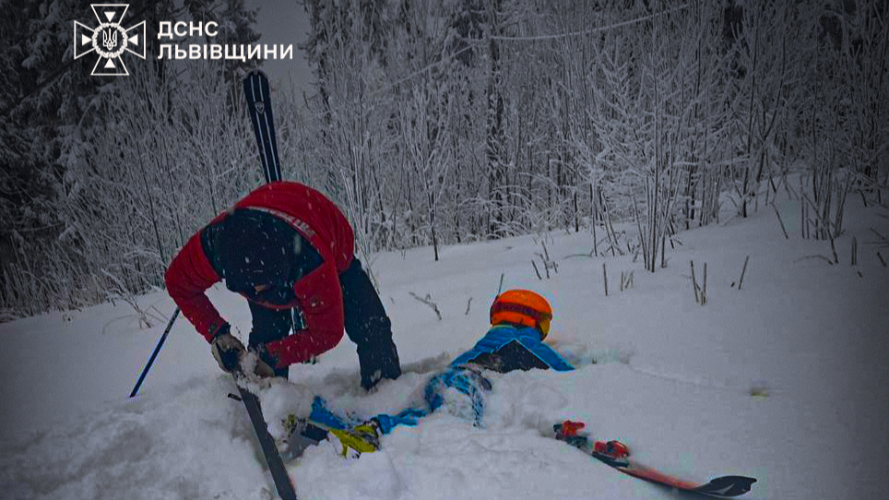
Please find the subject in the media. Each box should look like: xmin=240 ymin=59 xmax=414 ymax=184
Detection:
xmin=74 ymin=4 xmax=145 ymax=76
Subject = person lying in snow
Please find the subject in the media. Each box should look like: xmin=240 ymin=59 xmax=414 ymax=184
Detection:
xmin=285 ymin=289 xmax=586 ymax=457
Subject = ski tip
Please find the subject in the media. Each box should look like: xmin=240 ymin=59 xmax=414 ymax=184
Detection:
xmin=245 ymin=68 xmax=269 ymax=80
xmin=694 ymin=475 xmax=756 ymax=497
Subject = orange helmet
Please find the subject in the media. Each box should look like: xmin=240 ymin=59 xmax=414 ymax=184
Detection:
xmin=490 ymin=289 xmax=553 ymax=338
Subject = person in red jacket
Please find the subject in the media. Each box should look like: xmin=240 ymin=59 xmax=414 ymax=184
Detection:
xmin=164 ymin=181 xmax=401 ymax=390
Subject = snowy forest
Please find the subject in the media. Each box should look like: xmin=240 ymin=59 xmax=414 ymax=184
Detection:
xmin=1 ymin=0 xmax=887 ymax=319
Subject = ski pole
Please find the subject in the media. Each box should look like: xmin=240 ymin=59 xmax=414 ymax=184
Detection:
xmin=129 ymin=307 xmax=180 ymax=398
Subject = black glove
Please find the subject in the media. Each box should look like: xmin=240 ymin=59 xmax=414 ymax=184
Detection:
xmin=359 ymin=339 xmax=402 ymax=391
xmin=210 ymin=324 xmax=246 ymax=373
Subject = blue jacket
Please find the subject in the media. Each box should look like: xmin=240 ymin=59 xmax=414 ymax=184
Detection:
xmin=450 ymin=324 xmax=575 ymax=372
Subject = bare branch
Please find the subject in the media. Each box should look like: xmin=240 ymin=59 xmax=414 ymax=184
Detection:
xmin=409 ymin=292 xmax=442 ymax=321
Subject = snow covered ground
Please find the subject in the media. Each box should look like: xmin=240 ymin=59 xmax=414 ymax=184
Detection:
xmin=2 ymin=189 xmax=888 ymax=500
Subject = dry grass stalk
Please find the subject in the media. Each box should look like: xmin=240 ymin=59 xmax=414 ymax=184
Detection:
xmin=852 ymin=237 xmax=858 ymax=266
xmin=620 ymin=271 xmax=634 ymax=291
xmin=532 ymin=260 xmax=542 ymax=280
xmin=702 ymin=263 xmax=708 ymax=305
xmin=737 ymin=255 xmax=750 ymax=290
xmin=771 ymin=204 xmax=789 ymax=239
xmin=793 ymin=255 xmax=834 ymax=265
xmin=603 ymin=263 xmax=608 ymax=297
xmin=409 ymin=292 xmax=442 ymax=320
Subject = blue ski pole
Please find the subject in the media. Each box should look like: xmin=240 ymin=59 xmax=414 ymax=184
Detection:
xmin=129 ymin=308 xmax=180 ymax=398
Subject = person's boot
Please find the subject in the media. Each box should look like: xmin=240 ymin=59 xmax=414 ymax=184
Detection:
xmin=329 ymin=420 xmax=381 ymax=458
xmin=594 ymin=439 xmax=630 ymax=459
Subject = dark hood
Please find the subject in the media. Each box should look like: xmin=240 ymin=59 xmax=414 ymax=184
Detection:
xmin=218 ymin=208 xmax=296 ymax=295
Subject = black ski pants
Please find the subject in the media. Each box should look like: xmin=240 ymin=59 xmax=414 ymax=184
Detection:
xmin=248 ymin=258 xmax=402 ymax=389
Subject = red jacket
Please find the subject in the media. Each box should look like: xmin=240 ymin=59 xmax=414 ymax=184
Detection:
xmin=164 ymin=181 xmax=355 ymax=367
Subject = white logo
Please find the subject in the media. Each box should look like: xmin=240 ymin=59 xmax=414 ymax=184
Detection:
xmin=73 ymin=4 xmax=145 ymax=76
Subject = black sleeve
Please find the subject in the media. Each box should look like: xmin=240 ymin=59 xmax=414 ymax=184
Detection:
xmin=199 ymin=220 xmax=225 ymax=278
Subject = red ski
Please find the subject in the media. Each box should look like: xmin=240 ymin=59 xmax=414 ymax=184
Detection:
xmin=554 ymin=421 xmax=756 ymax=498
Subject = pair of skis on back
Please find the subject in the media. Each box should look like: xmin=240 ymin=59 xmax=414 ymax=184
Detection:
xmin=236 ymin=69 xmax=295 ymax=500
xmin=237 ymin=70 xmax=756 ymax=500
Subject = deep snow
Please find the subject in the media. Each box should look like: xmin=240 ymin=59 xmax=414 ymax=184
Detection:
xmin=2 ymin=190 xmax=888 ymax=500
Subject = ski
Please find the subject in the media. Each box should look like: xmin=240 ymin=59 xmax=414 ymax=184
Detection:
xmin=554 ymin=421 xmax=756 ymax=498
xmin=236 ymin=384 xmax=298 ymax=500
xmin=243 ymin=69 xmax=282 ymax=183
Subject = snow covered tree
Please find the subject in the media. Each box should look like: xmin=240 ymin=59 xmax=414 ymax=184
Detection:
xmin=0 ymin=0 xmax=260 ymax=316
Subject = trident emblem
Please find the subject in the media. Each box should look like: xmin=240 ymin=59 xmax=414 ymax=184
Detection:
xmin=102 ymin=29 xmax=118 ymax=50
xmin=73 ymin=4 xmax=146 ymax=76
